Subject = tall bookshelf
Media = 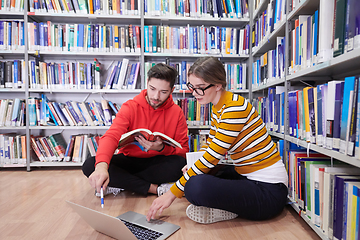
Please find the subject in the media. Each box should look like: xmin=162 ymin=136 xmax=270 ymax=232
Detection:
xmin=0 ymin=1 xmax=251 ymax=170
xmin=251 ymin=0 xmax=360 ymax=239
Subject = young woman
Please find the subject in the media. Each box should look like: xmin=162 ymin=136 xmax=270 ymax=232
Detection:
xmin=147 ymin=57 xmax=288 ymax=224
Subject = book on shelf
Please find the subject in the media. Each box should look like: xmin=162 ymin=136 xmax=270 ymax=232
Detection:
xmin=316 ymin=85 xmax=324 ymax=146
xmin=64 ymin=135 xmax=75 ymax=162
xmin=118 ymin=128 xmax=182 ymax=150
xmin=339 ymin=76 xmax=356 ymax=154
xmin=347 ymin=76 xmax=359 ymax=156
xmin=326 ymin=80 xmax=343 ymax=150
xmin=332 ymin=175 xmax=360 ymax=240
xmin=333 ymin=0 xmax=348 ymax=57
xmin=332 ymin=82 xmax=345 ymax=151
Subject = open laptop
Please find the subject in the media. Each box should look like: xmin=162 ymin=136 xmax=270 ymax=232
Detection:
xmin=66 ymin=201 xmax=180 ymax=240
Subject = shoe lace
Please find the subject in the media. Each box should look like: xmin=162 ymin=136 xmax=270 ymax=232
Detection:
xmin=108 ymin=187 xmax=122 ymax=196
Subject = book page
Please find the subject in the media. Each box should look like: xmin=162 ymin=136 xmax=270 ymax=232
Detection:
xmin=153 ymin=132 xmax=182 ymax=149
xmin=118 ymin=129 xmax=182 ymax=149
xmin=186 ymin=151 xmax=205 ymax=168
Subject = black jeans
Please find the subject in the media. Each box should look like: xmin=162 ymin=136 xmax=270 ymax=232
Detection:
xmin=184 ymin=166 xmax=288 ymax=221
xmin=82 ymin=154 xmax=186 ymax=196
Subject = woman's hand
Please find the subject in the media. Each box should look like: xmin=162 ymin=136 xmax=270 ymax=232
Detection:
xmin=182 ymin=165 xmax=188 ymax=175
xmin=146 ymin=191 xmax=177 ymax=221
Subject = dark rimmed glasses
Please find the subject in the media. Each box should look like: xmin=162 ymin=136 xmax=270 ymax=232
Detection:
xmin=186 ymin=82 xmax=214 ymax=96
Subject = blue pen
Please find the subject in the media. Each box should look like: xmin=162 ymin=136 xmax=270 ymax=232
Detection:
xmin=101 ymin=186 xmax=104 ymax=208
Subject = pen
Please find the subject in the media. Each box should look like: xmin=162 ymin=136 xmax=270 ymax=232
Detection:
xmin=101 ymin=186 xmax=104 ymax=208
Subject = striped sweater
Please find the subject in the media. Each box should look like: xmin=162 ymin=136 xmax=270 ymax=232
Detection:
xmin=170 ymin=91 xmax=281 ymax=198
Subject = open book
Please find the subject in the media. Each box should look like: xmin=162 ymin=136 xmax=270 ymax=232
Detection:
xmin=118 ymin=128 xmax=182 ymax=149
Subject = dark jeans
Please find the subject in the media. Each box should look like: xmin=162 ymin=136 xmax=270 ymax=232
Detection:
xmin=82 ymin=154 xmax=186 ymax=196
xmin=184 ymin=166 xmax=288 ymax=221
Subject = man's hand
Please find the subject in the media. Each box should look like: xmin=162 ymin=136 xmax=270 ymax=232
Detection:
xmin=146 ymin=191 xmax=177 ymax=221
xmin=135 ymin=135 xmax=164 ymax=152
xmin=88 ymin=162 xmax=109 ymax=193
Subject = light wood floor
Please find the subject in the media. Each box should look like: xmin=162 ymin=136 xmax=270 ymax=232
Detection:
xmin=0 ymin=168 xmax=320 ymax=240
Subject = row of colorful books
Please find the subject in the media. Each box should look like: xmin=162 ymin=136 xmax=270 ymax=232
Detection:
xmin=317 ymin=0 xmax=360 ymax=62
xmin=28 ymin=59 xmax=140 ymax=90
xmin=103 ymin=59 xmax=140 ymax=90
xmin=29 ymin=0 xmax=140 ymax=15
xmin=28 ymin=95 xmax=120 ymax=126
xmin=30 ymin=133 xmax=101 ymax=163
xmin=0 ymin=0 xmax=24 ymax=12
xmin=145 ymin=60 xmax=247 ymax=91
xmin=287 ymin=0 xmax=360 ymax=75
xmin=255 ymin=75 xmax=360 ymax=158
xmin=252 ymin=0 xmax=286 ymax=51
xmin=144 ymin=25 xmax=250 ymax=56
xmin=175 ymin=98 xmax=212 ymax=126
xmin=252 ymin=36 xmax=285 ymax=88
xmin=287 ymin=149 xmax=360 ymax=240
xmin=0 ymin=60 xmax=25 ymax=89
xmin=288 ymin=76 xmax=360 ymax=158
xmin=0 ymin=20 xmax=25 ymax=51
xmin=0 ymin=133 xmax=27 ymax=165
xmin=224 ymin=62 xmax=247 ymax=90
xmin=188 ymin=130 xmax=209 ymax=152
xmin=144 ymin=0 xmax=249 ymax=19
xmin=28 ymin=22 xmax=140 ymax=53
xmin=252 ymin=86 xmax=285 ymax=134
xmin=0 ymin=98 xmax=26 ymax=127
xmin=288 ymin=12 xmax=319 ymax=74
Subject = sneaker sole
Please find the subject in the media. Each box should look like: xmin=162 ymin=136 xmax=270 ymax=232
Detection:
xmin=186 ymin=204 xmax=238 ymax=224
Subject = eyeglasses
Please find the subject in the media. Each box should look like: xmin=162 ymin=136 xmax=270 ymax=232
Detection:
xmin=186 ymin=82 xmax=214 ymax=96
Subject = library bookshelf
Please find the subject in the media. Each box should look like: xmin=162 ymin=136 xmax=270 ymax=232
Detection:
xmin=0 ymin=1 xmax=251 ymax=170
xmin=251 ymin=0 xmax=360 ymax=239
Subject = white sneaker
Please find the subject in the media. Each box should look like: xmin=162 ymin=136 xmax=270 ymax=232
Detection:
xmin=186 ymin=204 xmax=238 ymax=224
xmin=157 ymin=183 xmax=173 ymax=196
xmin=95 ymin=187 xmax=124 ymax=197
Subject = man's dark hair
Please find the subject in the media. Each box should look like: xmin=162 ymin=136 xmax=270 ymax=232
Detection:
xmin=147 ymin=63 xmax=178 ymax=88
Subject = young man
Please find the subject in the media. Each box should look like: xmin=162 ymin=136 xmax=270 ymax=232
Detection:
xmin=82 ymin=63 xmax=189 ymax=197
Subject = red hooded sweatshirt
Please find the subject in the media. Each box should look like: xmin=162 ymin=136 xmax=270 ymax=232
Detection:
xmin=95 ymin=89 xmax=189 ymax=166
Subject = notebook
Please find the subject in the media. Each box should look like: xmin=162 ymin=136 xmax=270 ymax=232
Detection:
xmin=66 ymin=201 xmax=180 ymax=240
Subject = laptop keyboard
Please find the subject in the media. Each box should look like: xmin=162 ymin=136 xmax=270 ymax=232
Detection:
xmin=120 ymin=219 xmax=163 ymax=240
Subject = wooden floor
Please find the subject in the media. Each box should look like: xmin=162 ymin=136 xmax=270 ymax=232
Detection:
xmin=0 ymin=168 xmax=320 ymax=240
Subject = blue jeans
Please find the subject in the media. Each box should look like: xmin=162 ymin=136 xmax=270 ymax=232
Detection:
xmin=184 ymin=166 xmax=288 ymax=220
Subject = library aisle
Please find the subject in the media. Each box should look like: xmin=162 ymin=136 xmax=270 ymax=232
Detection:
xmin=0 ymin=168 xmax=320 ymax=239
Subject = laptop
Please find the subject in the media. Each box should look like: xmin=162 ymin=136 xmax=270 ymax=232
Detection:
xmin=66 ymin=201 xmax=180 ymax=240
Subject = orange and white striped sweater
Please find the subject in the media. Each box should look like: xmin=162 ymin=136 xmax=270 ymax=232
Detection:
xmin=170 ymin=91 xmax=283 ymax=198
